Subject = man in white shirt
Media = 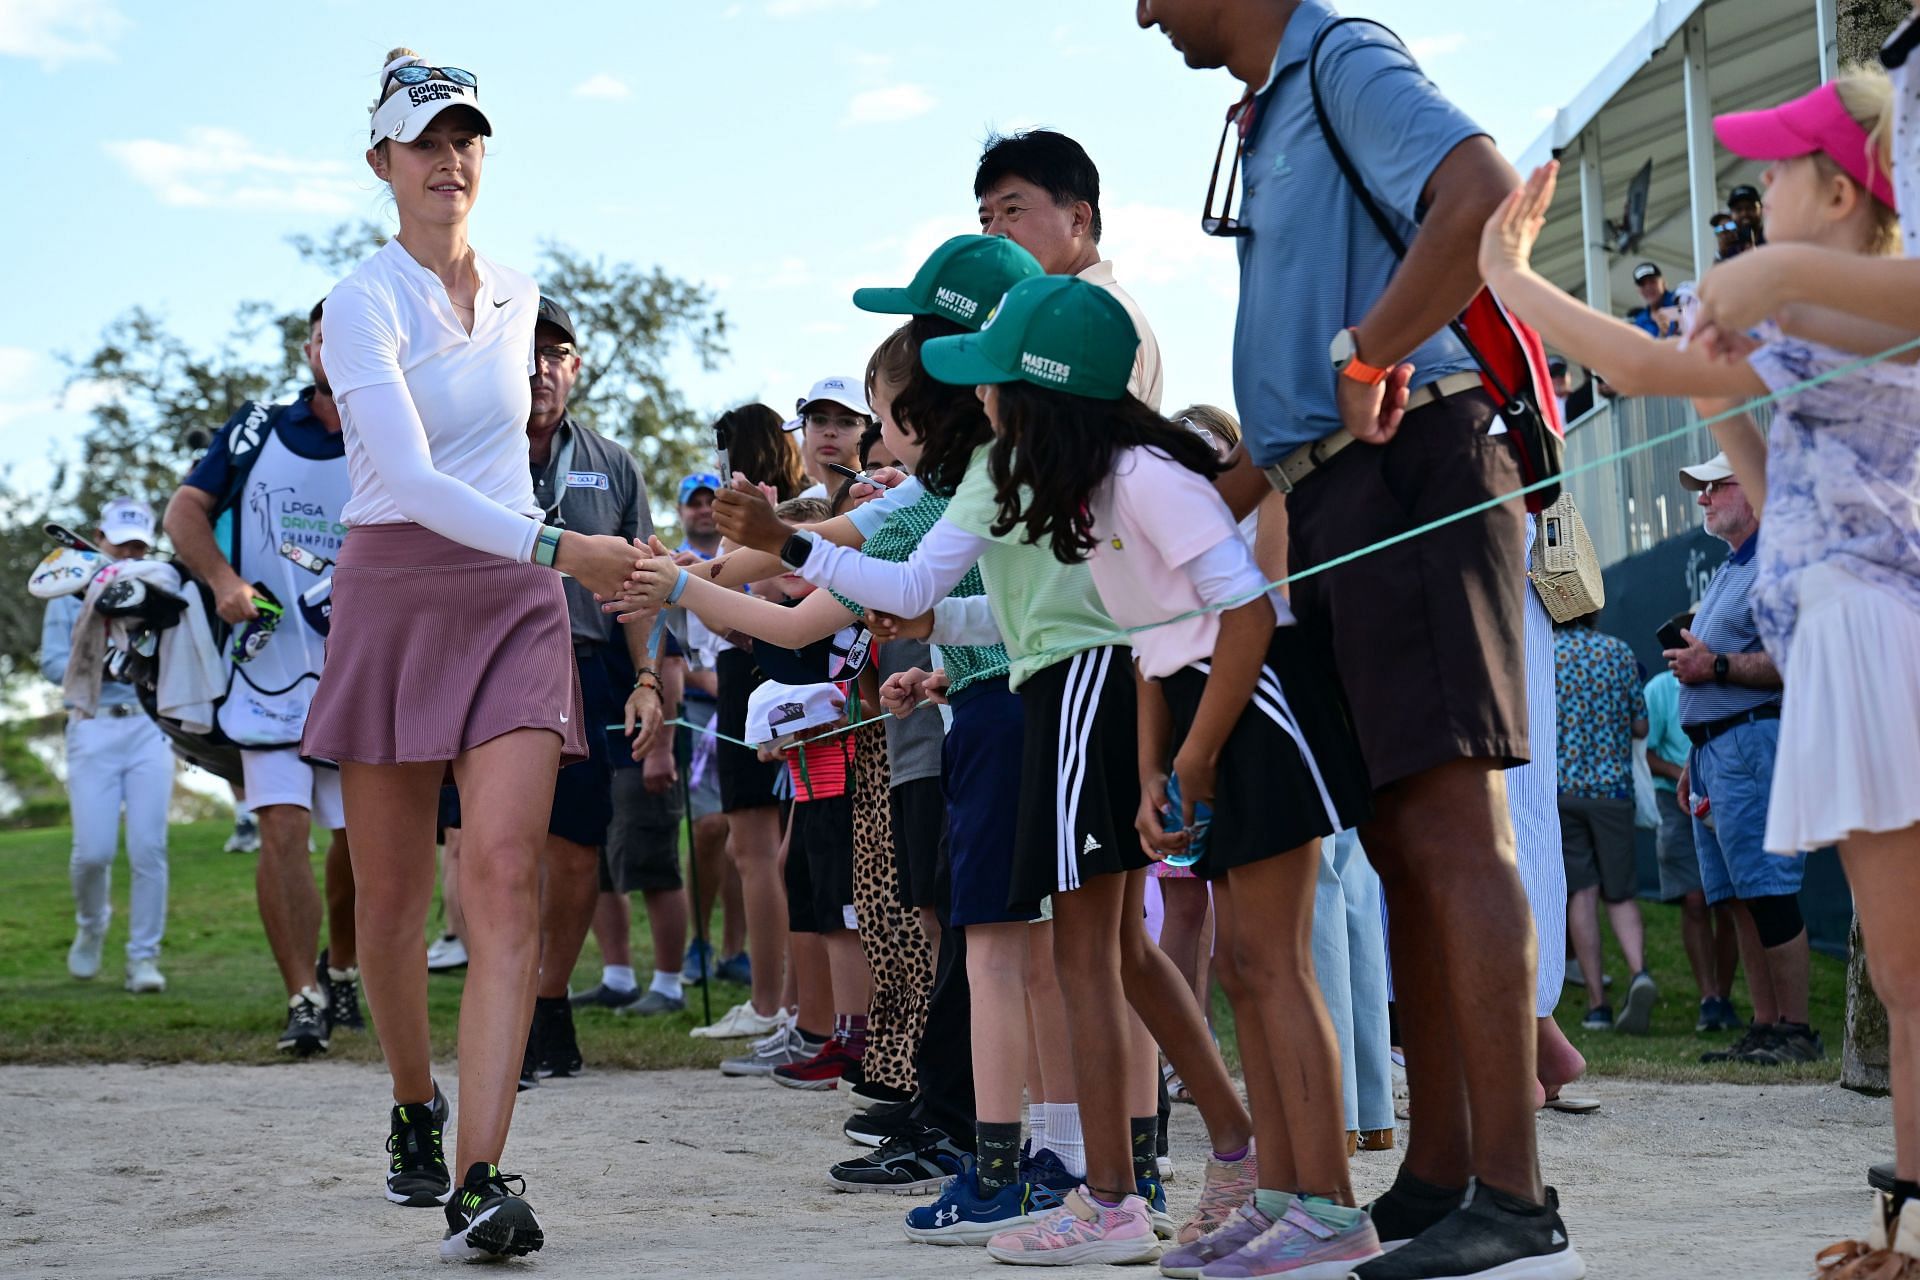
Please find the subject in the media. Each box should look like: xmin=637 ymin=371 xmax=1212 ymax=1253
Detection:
xmin=974 ymin=129 xmax=1164 ymax=411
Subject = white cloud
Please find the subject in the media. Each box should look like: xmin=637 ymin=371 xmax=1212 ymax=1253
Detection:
xmin=0 ymin=347 xmax=36 ymax=392
xmin=0 ymin=0 xmax=125 ymax=68
xmin=573 ymin=74 xmax=631 ymax=101
xmin=1408 ymin=32 xmax=1469 ymax=60
xmin=768 ymin=258 xmax=814 ymax=289
xmin=104 ymin=128 xmax=364 ymax=215
xmin=843 ymin=84 xmax=936 ymax=127
xmin=766 ymin=0 xmax=878 ymax=15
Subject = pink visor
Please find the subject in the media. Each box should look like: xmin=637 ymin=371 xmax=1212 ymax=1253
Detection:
xmin=1714 ymin=81 xmax=1895 ymax=209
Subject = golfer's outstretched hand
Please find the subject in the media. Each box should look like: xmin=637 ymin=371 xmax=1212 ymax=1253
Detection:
xmin=604 ymin=557 xmax=681 ymax=623
xmin=557 ymin=532 xmax=647 ymax=599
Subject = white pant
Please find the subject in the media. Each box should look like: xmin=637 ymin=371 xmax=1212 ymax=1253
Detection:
xmin=66 ymin=713 xmax=174 ymax=961
xmin=241 ymin=748 xmax=345 ymax=829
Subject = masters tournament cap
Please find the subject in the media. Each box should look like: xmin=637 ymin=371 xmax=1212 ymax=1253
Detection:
xmin=1631 ymin=262 xmax=1662 ymax=284
xmin=852 ymin=235 xmax=1046 ymax=331
xmin=920 ymin=275 xmax=1138 ymax=401
xmin=744 ymin=680 xmax=845 ymax=747
xmin=368 ymin=54 xmax=493 ymax=146
xmin=678 ymin=472 xmax=722 ymax=505
xmin=795 ymin=376 xmax=871 ymax=421
xmin=99 ymin=497 xmax=156 ymax=548
xmin=536 ymin=296 xmax=578 ymax=344
xmin=1715 ymin=82 xmax=1896 ymax=209
xmin=1678 ymin=452 xmax=1737 ymax=491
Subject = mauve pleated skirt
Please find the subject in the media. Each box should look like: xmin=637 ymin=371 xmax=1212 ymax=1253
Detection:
xmin=302 ymin=523 xmax=587 ymax=766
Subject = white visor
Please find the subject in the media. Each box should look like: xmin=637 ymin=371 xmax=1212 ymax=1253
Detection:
xmin=369 ymin=75 xmax=492 ymax=146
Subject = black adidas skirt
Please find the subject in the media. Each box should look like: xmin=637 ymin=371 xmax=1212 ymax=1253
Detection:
xmin=1009 ymin=645 xmax=1148 ymax=911
xmin=1157 ymin=626 xmax=1373 ymax=877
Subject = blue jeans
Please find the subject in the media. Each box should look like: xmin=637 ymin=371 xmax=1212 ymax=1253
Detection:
xmin=1690 ymin=718 xmax=1805 ymax=904
xmin=1312 ymin=830 xmax=1395 ymax=1132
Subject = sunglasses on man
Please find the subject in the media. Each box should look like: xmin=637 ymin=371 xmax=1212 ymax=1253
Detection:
xmin=1202 ymin=95 xmax=1257 ymax=238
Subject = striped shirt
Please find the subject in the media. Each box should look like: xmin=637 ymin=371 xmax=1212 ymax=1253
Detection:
xmin=1677 ymin=532 xmax=1780 ymax=726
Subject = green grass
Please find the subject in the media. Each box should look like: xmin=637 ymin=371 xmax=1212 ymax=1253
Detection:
xmin=0 ymin=821 xmax=1851 ymax=1084
xmin=0 ymin=820 xmax=745 ymax=1068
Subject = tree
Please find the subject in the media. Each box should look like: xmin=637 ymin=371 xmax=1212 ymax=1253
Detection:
xmin=1839 ymin=0 xmax=1910 ymax=63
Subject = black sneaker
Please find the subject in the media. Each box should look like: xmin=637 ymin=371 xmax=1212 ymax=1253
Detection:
xmin=317 ymin=949 xmax=365 ymax=1032
xmin=1738 ymin=1021 xmax=1826 ymax=1065
xmin=826 ymin=1130 xmax=968 ymax=1194
xmin=278 ymin=990 xmax=330 ymax=1057
xmin=844 ymin=1101 xmax=925 ymax=1148
xmin=537 ymin=997 xmax=584 ymax=1078
xmin=570 ymin=981 xmax=643 ymax=1011
xmin=849 ymin=1079 xmax=914 ymax=1111
xmin=385 ymin=1083 xmax=452 ymax=1206
xmin=441 ymin=1162 xmax=544 ymax=1261
xmin=1354 ymin=1183 xmax=1584 ymax=1280
xmin=1701 ymin=1020 xmax=1777 ymax=1063
xmin=1579 ymin=1004 xmax=1614 ymax=1031
xmin=518 ymin=1016 xmax=543 ymax=1093
xmin=1365 ymin=1167 xmax=1468 ymax=1247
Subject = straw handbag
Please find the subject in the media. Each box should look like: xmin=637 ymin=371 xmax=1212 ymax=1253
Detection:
xmin=1529 ymin=493 xmax=1605 ymax=623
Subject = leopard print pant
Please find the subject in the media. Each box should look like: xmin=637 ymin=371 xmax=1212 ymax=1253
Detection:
xmin=850 ymin=720 xmax=933 ymax=1092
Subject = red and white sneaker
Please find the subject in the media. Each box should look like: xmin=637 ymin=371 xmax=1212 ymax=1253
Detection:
xmin=771 ymin=1039 xmax=861 ymax=1091
xmin=985 ymin=1186 xmax=1160 ymax=1266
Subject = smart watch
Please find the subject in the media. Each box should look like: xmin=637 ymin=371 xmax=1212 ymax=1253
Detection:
xmin=780 ymin=530 xmax=816 ymax=571
xmin=1330 ymin=327 xmax=1390 ymax=387
xmin=1712 ymin=654 xmax=1731 ymax=685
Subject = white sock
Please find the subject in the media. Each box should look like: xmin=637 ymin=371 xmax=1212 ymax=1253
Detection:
xmin=1047 ymin=1103 xmax=1087 ymax=1179
xmin=1028 ymin=1101 xmax=1049 ymax=1156
xmin=650 ymin=970 xmax=684 ymax=1000
xmin=602 ymin=965 xmax=638 ymax=993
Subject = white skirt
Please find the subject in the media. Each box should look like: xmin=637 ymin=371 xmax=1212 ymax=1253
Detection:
xmin=1765 ymin=563 xmax=1920 ymax=853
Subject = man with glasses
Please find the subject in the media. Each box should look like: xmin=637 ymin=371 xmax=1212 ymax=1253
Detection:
xmin=1668 ymin=454 xmax=1819 ymax=1069
xmin=1136 ymin=5 xmax=1576 ymax=1279
xmin=437 ymin=296 xmax=670 ymax=1085
xmin=791 ymin=377 xmax=873 ymax=499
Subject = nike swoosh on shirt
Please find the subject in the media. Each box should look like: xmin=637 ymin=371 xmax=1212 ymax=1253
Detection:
xmin=493 ymin=298 xmax=511 ymax=308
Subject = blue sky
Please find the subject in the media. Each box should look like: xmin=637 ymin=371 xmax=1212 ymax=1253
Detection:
xmin=0 ymin=0 xmax=1656 ymax=498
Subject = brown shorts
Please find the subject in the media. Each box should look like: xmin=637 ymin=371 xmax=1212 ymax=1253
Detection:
xmin=1283 ymin=389 xmax=1528 ymax=788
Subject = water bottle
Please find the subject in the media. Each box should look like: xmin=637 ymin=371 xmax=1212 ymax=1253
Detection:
xmin=1158 ymin=773 xmax=1213 ymax=869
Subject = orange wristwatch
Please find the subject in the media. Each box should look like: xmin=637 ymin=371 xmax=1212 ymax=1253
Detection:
xmin=1330 ymin=327 xmax=1390 ymax=386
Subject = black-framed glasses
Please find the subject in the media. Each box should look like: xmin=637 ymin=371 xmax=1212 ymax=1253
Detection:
xmin=383 ymin=65 xmax=478 ymax=96
xmin=534 ymin=344 xmax=576 ymax=366
xmin=1202 ymin=95 xmax=1256 ymax=238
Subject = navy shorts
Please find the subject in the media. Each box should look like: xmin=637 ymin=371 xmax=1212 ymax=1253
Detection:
xmin=441 ymin=644 xmax=618 ymax=847
xmin=942 ymin=677 xmax=1031 ymax=927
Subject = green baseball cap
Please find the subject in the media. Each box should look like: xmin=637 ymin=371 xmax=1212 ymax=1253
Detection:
xmin=919 ymin=275 xmax=1138 ymax=400
xmin=852 ymin=235 xmax=1045 ymax=332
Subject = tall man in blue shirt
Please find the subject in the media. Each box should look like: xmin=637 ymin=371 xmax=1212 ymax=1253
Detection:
xmin=1140 ymin=5 xmax=1580 ymax=1278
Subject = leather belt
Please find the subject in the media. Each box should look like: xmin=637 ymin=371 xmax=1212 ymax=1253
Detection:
xmin=1263 ymin=370 xmax=1485 ymax=494
xmin=1684 ymin=703 xmax=1782 ymax=748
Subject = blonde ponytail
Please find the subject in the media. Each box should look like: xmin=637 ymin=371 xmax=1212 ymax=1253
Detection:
xmin=373 ymin=46 xmax=423 ymax=111
xmin=1831 ymin=64 xmax=1901 ymax=256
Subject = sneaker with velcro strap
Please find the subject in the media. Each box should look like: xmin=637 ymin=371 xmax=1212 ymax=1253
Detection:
xmin=828 ymin=1129 xmax=969 ymax=1194
xmin=441 ymin=1162 xmax=544 ymax=1261
xmin=385 ymin=1083 xmax=452 ymax=1207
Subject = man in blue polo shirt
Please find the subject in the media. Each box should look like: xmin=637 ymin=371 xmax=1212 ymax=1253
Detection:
xmin=1139 ymin=5 xmax=1576 ymax=1277
xmin=1665 ymin=453 xmax=1819 ymax=1068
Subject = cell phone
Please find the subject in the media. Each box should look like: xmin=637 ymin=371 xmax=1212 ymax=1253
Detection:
xmin=714 ymin=421 xmax=731 ymax=483
xmin=1656 ymin=610 xmax=1694 ymax=652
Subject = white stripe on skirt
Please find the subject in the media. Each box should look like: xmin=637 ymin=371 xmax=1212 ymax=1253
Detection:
xmin=1195 ymin=657 xmax=1341 ymax=832
xmin=1054 ymin=647 xmax=1112 ymax=893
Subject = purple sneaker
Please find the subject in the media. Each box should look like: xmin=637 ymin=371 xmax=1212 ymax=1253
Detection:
xmin=1199 ymin=1201 xmax=1381 ymax=1278
xmin=1160 ymin=1202 xmax=1275 ymax=1279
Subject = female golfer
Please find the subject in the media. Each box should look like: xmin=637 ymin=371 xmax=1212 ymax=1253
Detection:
xmin=302 ymin=48 xmax=645 ymax=1262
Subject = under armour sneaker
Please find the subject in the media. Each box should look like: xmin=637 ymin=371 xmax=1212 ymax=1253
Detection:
xmin=690 ymin=1000 xmax=784 ymax=1040
xmin=984 ymin=1186 xmax=1161 ymax=1266
xmin=1198 ymin=1200 xmax=1382 ymax=1277
xmin=441 ymin=1162 xmax=544 ymax=1261
xmin=1179 ymin=1147 xmax=1260 ymax=1244
xmin=828 ymin=1130 xmax=970 ymax=1194
xmin=721 ymin=1020 xmax=818 ymax=1078
xmin=773 ymin=1039 xmax=861 ymax=1091
xmin=425 ymin=933 xmax=467 ymax=972
xmin=317 ymin=950 xmax=364 ymax=1032
xmin=571 ymin=981 xmax=643 ymax=1012
xmin=1701 ymin=1021 xmax=1777 ymax=1064
xmin=278 ymin=989 xmax=330 ymax=1056
xmin=1353 ymin=1183 xmax=1584 ymax=1280
xmin=385 ymin=1084 xmax=452 ymax=1207
xmin=903 ymin=1159 xmax=1074 ymax=1245
xmin=1138 ymin=1172 xmax=1176 ymax=1240
xmin=1159 ymin=1202 xmax=1276 ymax=1279
xmin=538 ymin=999 xmax=584 ymax=1077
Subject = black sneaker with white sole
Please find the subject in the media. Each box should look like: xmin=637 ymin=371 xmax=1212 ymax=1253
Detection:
xmin=826 ymin=1130 xmax=968 ymax=1194
xmin=537 ymin=996 xmax=584 ymax=1077
xmin=843 ymin=1099 xmax=921 ymax=1147
xmin=278 ymin=990 xmax=330 ymax=1057
xmin=1354 ymin=1183 xmax=1585 ymax=1280
xmin=441 ymin=1162 xmax=544 ymax=1261
xmin=317 ymin=949 xmax=365 ymax=1032
xmin=385 ymin=1084 xmax=452 ymax=1207
xmin=1365 ymin=1167 xmax=1467 ymax=1248
xmin=849 ymin=1079 xmax=914 ymax=1111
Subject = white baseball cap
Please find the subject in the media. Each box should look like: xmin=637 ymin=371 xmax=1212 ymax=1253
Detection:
xmin=745 ymin=680 xmax=845 ymax=747
xmin=368 ymin=56 xmax=493 ymax=146
xmin=98 ymin=497 xmax=156 ymax=548
xmin=1678 ymin=452 xmax=1736 ymax=491
xmin=791 ymin=376 xmax=872 ymax=425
